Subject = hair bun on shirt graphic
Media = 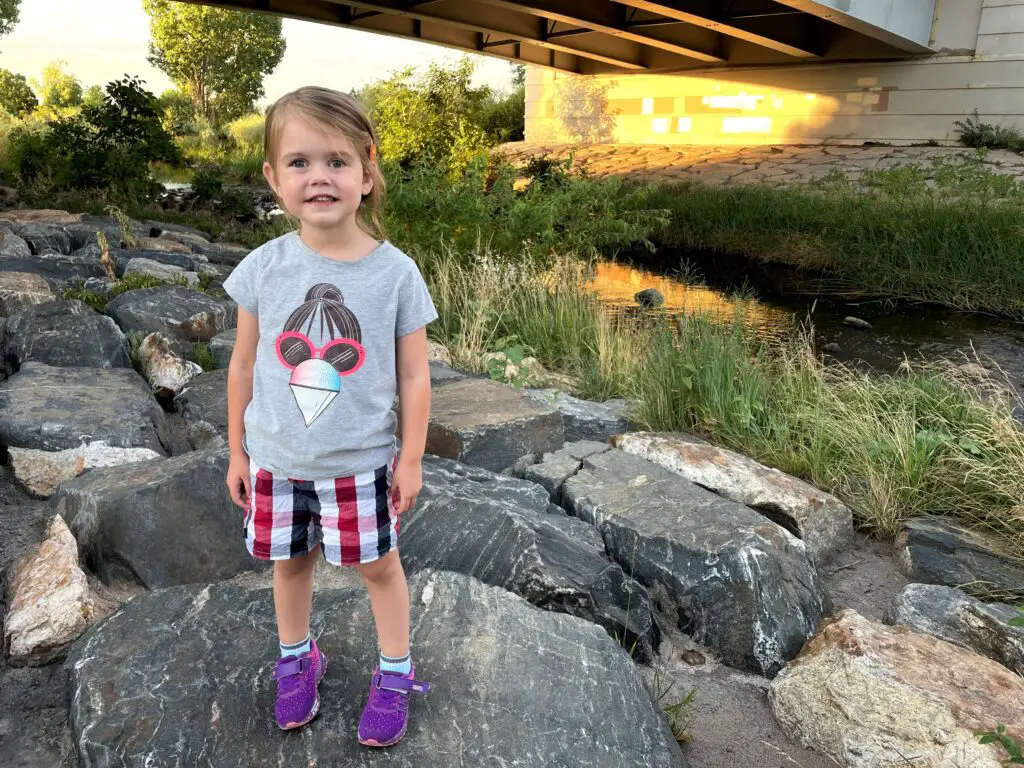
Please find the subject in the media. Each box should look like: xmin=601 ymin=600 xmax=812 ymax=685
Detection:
xmin=274 ymin=283 xmax=366 ymax=427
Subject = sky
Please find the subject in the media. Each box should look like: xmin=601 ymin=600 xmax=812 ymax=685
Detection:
xmin=0 ymin=0 xmax=517 ymax=101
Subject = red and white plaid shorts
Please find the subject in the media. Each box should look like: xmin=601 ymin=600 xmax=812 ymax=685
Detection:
xmin=244 ymin=456 xmax=398 ymax=566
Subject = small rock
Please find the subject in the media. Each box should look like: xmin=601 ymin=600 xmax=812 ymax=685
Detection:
xmin=427 ymin=340 xmax=452 ymax=366
xmin=7 ymin=441 xmax=161 ymax=498
xmin=635 ymin=288 xmax=664 ymax=308
xmin=843 ymin=316 xmax=872 ymax=330
xmin=822 ymin=342 xmax=841 ymax=354
xmin=137 ymin=332 xmax=203 ymax=399
xmin=3 ymin=516 xmax=91 ymax=666
xmin=681 ymin=649 xmax=706 ymax=666
xmin=0 ymin=272 xmax=53 ymax=315
xmin=958 ymin=363 xmax=989 ymax=381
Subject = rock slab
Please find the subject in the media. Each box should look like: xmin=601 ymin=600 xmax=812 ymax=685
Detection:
xmin=3 ymin=516 xmax=91 ymax=666
xmin=563 ymin=448 xmax=829 ymax=677
xmin=768 ymin=609 xmax=1024 ymax=768
xmin=0 ymin=363 xmax=170 ymax=453
xmin=2 ymin=300 xmax=132 ymax=373
xmin=67 ymin=571 xmax=688 ymax=767
xmin=105 ymin=284 xmax=236 ymax=342
xmin=525 ymin=388 xmax=632 ymax=442
xmin=54 ymin=446 xmax=261 ymax=587
xmin=885 ymin=583 xmax=1024 ymax=676
xmin=401 ymin=457 xmax=660 ymax=660
xmin=7 ymin=441 xmax=161 ymax=498
xmin=0 ymin=271 xmax=53 ymax=315
xmin=612 ymin=432 xmax=854 ymax=564
xmin=422 ymin=378 xmax=564 ymax=472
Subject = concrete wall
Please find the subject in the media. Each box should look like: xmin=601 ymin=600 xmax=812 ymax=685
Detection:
xmin=524 ymin=0 xmax=1024 ymax=146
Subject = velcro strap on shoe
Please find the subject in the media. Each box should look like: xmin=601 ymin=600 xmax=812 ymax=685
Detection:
xmin=374 ymin=671 xmax=431 ymax=696
xmin=273 ymin=657 xmax=311 ymax=679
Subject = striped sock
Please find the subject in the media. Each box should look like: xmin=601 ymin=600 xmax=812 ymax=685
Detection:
xmin=280 ymin=634 xmax=312 ymax=659
xmin=379 ymin=651 xmax=412 ymax=676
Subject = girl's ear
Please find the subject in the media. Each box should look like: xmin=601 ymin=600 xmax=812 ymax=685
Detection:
xmin=262 ymin=161 xmax=279 ymax=195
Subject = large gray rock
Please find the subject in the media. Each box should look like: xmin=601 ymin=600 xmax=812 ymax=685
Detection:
xmin=563 ymin=448 xmax=829 ymax=677
xmin=54 ymin=446 xmax=261 ymax=587
xmin=0 ymin=363 xmax=170 ymax=453
xmin=67 ymin=571 xmax=688 ymax=767
xmin=0 ymin=247 xmax=108 ymax=289
xmin=2 ymin=300 xmax=131 ymax=373
xmin=0 ymin=229 xmax=31 ymax=259
xmin=401 ymin=457 xmax=660 ymax=661
xmin=884 ymin=583 xmax=1024 ymax=675
xmin=422 ymin=378 xmax=564 ymax=472
xmin=611 ymin=432 xmax=854 ymax=564
xmin=0 ymin=271 xmax=53 ymax=315
xmin=108 ymin=247 xmax=203 ymax=277
xmin=895 ymin=517 xmax=1024 ymax=601
xmin=18 ymin=222 xmax=71 ymax=255
xmin=105 ymin=285 xmax=236 ymax=342
xmin=209 ymin=328 xmax=236 ymax=369
xmin=174 ymin=368 xmax=228 ymax=435
xmin=525 ymin=388 xmax=632 ymax=442
xmin=122 ymin=257 xmax=199 ymax=287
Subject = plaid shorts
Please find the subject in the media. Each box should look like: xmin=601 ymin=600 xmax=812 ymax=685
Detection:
xmin=244 ymin=456 xmax=398 ymax=566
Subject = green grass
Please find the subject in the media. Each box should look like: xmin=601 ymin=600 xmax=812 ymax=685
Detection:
xmin=423 ymin=245 xmax=1024 ymax=574
xmin=189 ymin=341 xmax=217 ymax=372
xmin=63 ymin=273 xmax=186 ymax=312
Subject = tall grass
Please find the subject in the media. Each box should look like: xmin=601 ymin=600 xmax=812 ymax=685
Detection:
xmin=422 ymin=244 xmax=1024 ymax=567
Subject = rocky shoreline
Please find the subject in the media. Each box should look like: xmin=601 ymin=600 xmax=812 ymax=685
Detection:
xmin=1 ymin=208 xmax=1022 ymax=768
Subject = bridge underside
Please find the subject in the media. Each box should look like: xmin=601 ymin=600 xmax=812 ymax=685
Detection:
xmin=188 ymin=0 xmax=936 ymax=75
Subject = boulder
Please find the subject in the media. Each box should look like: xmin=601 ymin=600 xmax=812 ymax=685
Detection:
xmin=427 ymin=340 xmax=452 ymax=365
xmin=0 ymin=363 xmax=170 ymax=453
xmin=107 ymin=246 xmax=202 ymax=277
xmin=122 ymin=257 xmax=199 ymax=287
xmin=0 ymin=209 xmax=82 ymax=226
xmin=884 ymin=583 xmax=1024 ymax=676
xmin=429 ymin=360 xmax=467 ymax=385
xmin=66 ymin=571 xmax=688 ymax=767
xmin=18 ymin=222 xmax=71 ymax=255
xmin=174 ymin=368 xmax=228 ymax=435
xmin=401 ymin=457 xmax=660 ymax=661
xmin=896 ymin=517 xmax=1024 ymax=601
xmin=421 ymin=378 xmax=564 ymax=472
xmin=2 ymin=300 xmax=131 ymax=373
xmin=525 ymin=389 xmax=632 ymax=442
xmin=105 ymin=284 xmax=236 ymax=342
xmin=54 ymin=446 xmax=262 ymax=587
xmin=0 ymin=229 xmax=31 ymax=259
xmin=0 ymin=247 xmax=108 ymax=289
xmin=209 ymin=328 xmax=236 ymax=369
xmin=636 ymin=288 xmax=664 ymax=308
xmin=563 ymin=448 xmax=829 ymax=677
xmin=3 ymin=516 xmax=91 ymax=666
xmin=137 ymin=332 xmax=202 ymax=399
xmin=611 ymin=432 xmax=854 ymax=564
xmin=8 ymin=441 xmax=161 ymax=498
xmin=768 ymin=609 xmax=1024 ymax=768
xmin=0 ymin=271 xmax=53 ymax=315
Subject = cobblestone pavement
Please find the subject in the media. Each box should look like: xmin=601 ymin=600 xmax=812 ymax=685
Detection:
xmin=498 ymin=142 xmax=1024 ymax=187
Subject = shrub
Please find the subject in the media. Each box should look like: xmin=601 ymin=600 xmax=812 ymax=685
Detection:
xmin=955 ymin=110 xmax=1024 ymax=151
xmin=480 ymin=85 xmax=525 ymax=143
xmin=0 ymin=69 xmax=37 ymax=116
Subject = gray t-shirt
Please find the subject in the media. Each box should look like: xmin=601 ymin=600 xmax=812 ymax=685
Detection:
xmin=223 ymin=231 xmax=438 ymax=479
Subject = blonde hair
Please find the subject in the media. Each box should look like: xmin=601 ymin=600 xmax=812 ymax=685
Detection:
xmin=264 ymin=86 xmax=386 ymax=239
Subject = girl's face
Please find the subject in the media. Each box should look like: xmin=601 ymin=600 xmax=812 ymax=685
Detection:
xmin=263 ymin=117 xmax=373 ymax=233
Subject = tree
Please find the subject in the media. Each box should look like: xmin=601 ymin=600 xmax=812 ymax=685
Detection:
xmin=33 ymin=60 xmax=82 ymax=109
xmin=0 ymin=68 xmax=36 ymax=115
xmin=143 ymin=1 xmax=285 ymax=123
xmin=82 ymin=84 xmax=105 ymax=110
xmin=0 ymin=0 xmax=20 ymax=39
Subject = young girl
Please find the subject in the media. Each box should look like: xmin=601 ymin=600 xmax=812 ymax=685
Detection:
xmin=223 ymin=86 xmax=436 ymax=746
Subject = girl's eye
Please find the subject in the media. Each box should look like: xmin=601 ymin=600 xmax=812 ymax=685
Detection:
xmin=289 ymin=159 xmax=308 ymax=168
xmin=329 ymin=158 xmax=345 ymax=168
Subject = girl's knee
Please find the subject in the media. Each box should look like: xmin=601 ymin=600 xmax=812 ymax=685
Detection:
xmin=357 ymin=550 xmax=403 ymax=584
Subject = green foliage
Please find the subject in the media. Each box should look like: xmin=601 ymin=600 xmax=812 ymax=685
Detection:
xmin=479 ymin=85 xmax=525 ymax=143
xmin=33 ymin=60 xmax=82 ymax=109
xmin=189 ymin=341 xmax=217 ymax=371
xmin=158 ymin=88 xmax=197 ymax=135
xmin=361 ymin=59 xmax=492 ymax=171
xmin=956 ymin=110 xmax=1024 ymax=151
xmin=143 ymin=0 xmax=285 ymax=124
xmin=81 ymin=84 xmax=104 ymax=110
xmin=3 ymin=76 xmax=177 ymax=200
xmin=0 ymin=0 xmax=19 ymax=38
xmin=0 ymin=68 xmax=36 ymax=116
xmin=976 ymin=724 xmax=1024 ymax=765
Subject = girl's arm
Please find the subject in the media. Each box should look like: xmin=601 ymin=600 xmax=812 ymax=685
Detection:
xmin=392 ymin=327 xmax=431 ymax=513
xmin=225 ymin=308 xmax=260 ymax=507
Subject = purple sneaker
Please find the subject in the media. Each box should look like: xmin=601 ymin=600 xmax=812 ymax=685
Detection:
xmin=272 ymin=640 xmax=327 ymax=730
xmin=357 ymin=667 xmax=430 ymax=747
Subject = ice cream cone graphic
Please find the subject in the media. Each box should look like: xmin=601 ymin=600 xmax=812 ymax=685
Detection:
xmin=275 ymin=284 xmax=365 ymax=428
xmin=289 ymin=358 xmax=341 ymax=427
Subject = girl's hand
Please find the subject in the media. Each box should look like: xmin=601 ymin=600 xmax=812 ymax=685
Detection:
xmin=226 ymin=453 xmax=251 ymax=509
xmin=391 ymin=457 xmax=422 ymax=514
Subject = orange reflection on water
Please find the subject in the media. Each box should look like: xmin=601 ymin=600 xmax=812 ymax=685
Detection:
xmin=586 ymin=261 xmax=792 ymax=340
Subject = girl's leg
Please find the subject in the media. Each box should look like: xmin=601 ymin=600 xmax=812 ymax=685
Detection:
xmin=273 ymin=549 xmax=320 ymax=645
xmin=355 ymin=549 xmax=410 ymax=659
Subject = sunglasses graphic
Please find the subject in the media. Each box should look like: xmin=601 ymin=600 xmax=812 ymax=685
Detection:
xmin=275 ymin=331 xmax=366 ymax=375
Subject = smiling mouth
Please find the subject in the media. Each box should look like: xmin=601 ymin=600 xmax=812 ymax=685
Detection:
xmin=305 ymin=195 xmax=338 ymax=203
